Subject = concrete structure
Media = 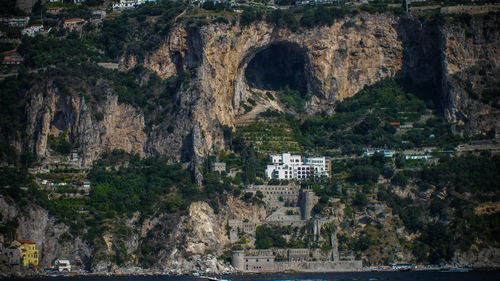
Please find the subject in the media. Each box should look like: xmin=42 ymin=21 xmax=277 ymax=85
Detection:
xmin=90 ymin=9 xmax=106 ymax=23
xmin=288 ymin=248 xmax=309 ymax=262
xmin=212 ymin=161 xmax=226 ymax=173
xmin=0 ymin=17 xmax=30 ymax=27
xmin=63 ymin=18 xmax=85 ymax=32
xmin=230 ymin=185 xmax=320 ymax=243
xmin=97 ymin=62 xmax=119 ymax=69
xmin=5 ymin=248 xmax=21 ymax=266
xmin=231 ymin=249 xmax=362 ymax=272
xmin=362 ymin=149 xmax=395 ymax=158
xmin=245 ymin=184 xmax=299 ymax=203
xmin=113 ymin=0 xmax=156 ymax=9
xmin=265 ymin=153 xmax=328 ymax=180
xmin=46 ymin=7 xmax=63 ymax=15
xmin=54 ymin=259 xmax=71 ymax=271
xmin=242 ymin=250 xmax=275 ymax=272
xmin=228 ymin=219 xmax=257 ymax=242
xmin=331 ymin=233 xmax=340 ymax=261
xmin=300 ymin=190 xmax=316 ymax=220
xmin=440 ymin=4 xmax=500 ymax=15
xmin=2 ymin=56 xmax=24 ymax=65
xmin=22 ymin=25 xmax=44 ymax=37
xmin=231 ymin=250 xmax=245 ymax=271
xmin=404 ymin=155 xmax=432 ymax=160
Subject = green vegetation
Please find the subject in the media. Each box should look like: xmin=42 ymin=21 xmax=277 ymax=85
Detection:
xmin=240 ymin=7 xmax=264 ymax=26
xmin=0 ymin=0 xmax=498 ymax=268
xmin=294 ymin=79 xmax=461 ymax=153
xmin=235 ymin=120 xmax=302 ymax=153
xmin=0 ymin=0 xmax=25 ymax=16
xmin=88 ymin=157 xmax=197 ymax=216
xmin=256 ymin=225 xmax=287 ymax=249
xmin=376 ymin=153 xmax=500 ymax=264
xmin=266 ymin=9 xmax=299 ymax=32
xmin=0 ymin=76 xmax=30 ymax=165
xmin=278 ymin=86 xmax=309 ymax=113
xmin=48 ymin=127 xmax=72 ymax=154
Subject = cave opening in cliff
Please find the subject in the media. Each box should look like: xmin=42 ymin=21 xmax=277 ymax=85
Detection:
xmin=245 ymin=42 xmax=309 ymax=94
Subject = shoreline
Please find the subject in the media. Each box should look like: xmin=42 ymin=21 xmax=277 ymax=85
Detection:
xmin=8 ymin=266 xmax=500 ymax=279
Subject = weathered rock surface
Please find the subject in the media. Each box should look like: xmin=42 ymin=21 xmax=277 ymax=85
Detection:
xmin=441 ymin=14 xmax=500 ymax=135
xmin=25 ymin=79 xmax=146 ymax=166
xmin=19 ymin=13 xmax=499 ymax=166
xmin=0 ymin=194 xmax=264 ymax=274
xmin=0 ymin=196 xmax=92 ymax=270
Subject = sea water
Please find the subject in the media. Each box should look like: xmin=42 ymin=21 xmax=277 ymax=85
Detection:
xmin=8 ymin=271 xmax=500 ymax=281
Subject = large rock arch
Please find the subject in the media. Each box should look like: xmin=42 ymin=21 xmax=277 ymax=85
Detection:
xmin=139 ymin=14 xmax=405 ymax=160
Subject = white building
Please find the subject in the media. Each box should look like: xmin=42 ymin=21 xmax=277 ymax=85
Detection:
xmin=265 ymin=153 xmax=328 ymax=180
xmin=362 ymin=149 xmax=395 ymax=158
xmin=22 ymin=24 xmax=44 ymax=37
xmin=211 ymin=161 xmax=226 ymax=173
xmin=0 ymin=17 xmax=30 ymax=27
xmin=113 ymin=0 xmax=156 ymax=9
xmin=54 ymin=259 xmax=71 ymax=272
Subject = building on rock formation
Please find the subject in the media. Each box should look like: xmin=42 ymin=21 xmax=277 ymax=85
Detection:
xmin=265 ymin=153 xmax=329 ymax=180
xmin=231 ymin=248 xmax=362 ymax=273
xmin=11 ymin=239 xmax=38 ymax=267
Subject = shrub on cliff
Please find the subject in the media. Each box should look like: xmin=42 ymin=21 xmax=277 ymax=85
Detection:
xmin=240 ymin=7 xmax=264 ymax=27
xmin=266 ymin=9 xmax=299 ymax=32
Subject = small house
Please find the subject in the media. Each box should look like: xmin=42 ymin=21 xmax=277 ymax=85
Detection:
xmin=63 ymin=18 xmax=85 ymax=32
xmin=5 ymin=248 xmax=21 ymax=266
xmin=22 ymin=24 xmax=44 ymax=37
xmin=12 ymin=239 xmax=39 ymax=267
xmin=211 ymin=161 xmax=226 ymax=173
xmin=55 ymin=259 xmax=71 ymax=271
xmin=2 ymin=56 xmax=24 ymax=65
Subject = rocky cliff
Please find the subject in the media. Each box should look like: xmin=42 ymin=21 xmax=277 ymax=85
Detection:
xmin=441 ymin=14 xmax=500 ymax=135
xmin=0 ymin=196 xmax=92 ymax=270
xmin=0 ymin=194 xmax=265 ymax=274
xmin=20 ymin=12 xmax=499 ymax=166
xmin=25 ymin=79 xmax=146 ymax=167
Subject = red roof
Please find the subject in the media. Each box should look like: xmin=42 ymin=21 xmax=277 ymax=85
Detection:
xmin=3 ymin=58 xmax=23 ymax=62
xmin=389 ymin=122 xmax=400 ymax=126
xmin=64 ymin=18 xmax=84 ymax=24
xmin=16 ymin=239 xmax=36 ymax=244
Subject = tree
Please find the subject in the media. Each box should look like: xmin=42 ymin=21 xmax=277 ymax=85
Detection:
xmin=240 ymin=7 xmax=263 ymax=27
xmin=352 ymin=192 xmax=368 ymax=208
xmin=255 ymin=225 xmax=287 ymax=249
xmin=255 ymin=190 xmax=264 ymax=200
xmin=392 ymin=172 xmax=408 ymax=187
xmin=348 ymin=166 xmax=379 ymax=185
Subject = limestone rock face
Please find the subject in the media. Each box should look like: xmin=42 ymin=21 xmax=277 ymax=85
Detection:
xmin=25 ymin=80 xmax=146 ymax=166
xmin=21 ymin=13 xmax=499 ymax=165
xmin=183 ymin=202 xmax=226 ymax=255
xmin=441 ymin=14 xmax=500 ymax=134
xmin=140 ymin=14 xmax=405 ymax=160
xmin=0 ymin=197 xmax=92 ymax=269
xmin=175 ymin=197 xmax=265 ymax=257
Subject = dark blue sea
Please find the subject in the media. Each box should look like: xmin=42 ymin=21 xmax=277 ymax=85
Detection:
xmin=8 ymin=271 xmax=500 ymax=281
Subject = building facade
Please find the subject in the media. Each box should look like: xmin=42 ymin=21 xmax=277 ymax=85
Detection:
xmin=245 ymin=184 xmax=300 ymax=203
xmin=5 ymin=248 xmax=21 ymax=266
xmin=265 ymin=153 xmax=328 ymax=180
xmin=63 ymin=18 xmax=85 ymax=32
xmin=13 ymin=239 xmax=38 ymax=267
xmin=55 ymin=259 xmax=71 ymax=271
xmin=231 ymin=249 xmax=362 ymax=272
xmin=212 ymin=161 xmax=226 ymax=173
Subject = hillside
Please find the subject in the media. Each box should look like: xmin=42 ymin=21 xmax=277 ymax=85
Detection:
xmin=0 ymin=0 xmax=499 ymax=276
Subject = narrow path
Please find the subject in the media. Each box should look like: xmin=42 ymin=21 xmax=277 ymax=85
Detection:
xmin=235 ymin=89 xmax=283 ymax=125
